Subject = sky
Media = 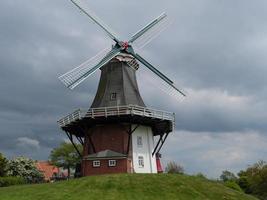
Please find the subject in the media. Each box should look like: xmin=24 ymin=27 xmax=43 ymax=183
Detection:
xmin=0 ymin=0 xmax=267 ymax=178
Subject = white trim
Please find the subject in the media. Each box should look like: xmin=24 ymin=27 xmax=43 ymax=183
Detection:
xmin=92 ymin=160 xmax=100 ymax=167
xmin=108 ymin=160 xmax=116 ymax=167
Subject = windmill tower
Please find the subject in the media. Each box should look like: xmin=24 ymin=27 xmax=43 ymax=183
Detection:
xmin=58 ymin=0 xmax=185 ymax=176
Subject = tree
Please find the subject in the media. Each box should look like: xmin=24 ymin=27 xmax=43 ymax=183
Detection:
xmin=220 ymin=170 xmax=237 ymax=182
xmin=237 ymin=160 xmax=267 ymax=200
xmin=7 ymin=156 xmax=44 ymax=183
xmin=0 ymin=153 xmax=8 ymax=177
xmin=50 ymin=142 xmax=82 ymax=178
xmin=165 ymin=161 xmax=184 ymax=174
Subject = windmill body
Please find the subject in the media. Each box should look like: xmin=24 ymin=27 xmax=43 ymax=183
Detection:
xmin=91 ymin=54 xmax=145 ymax=108
xmin=58 ymin=0 xmax=185 ymax=176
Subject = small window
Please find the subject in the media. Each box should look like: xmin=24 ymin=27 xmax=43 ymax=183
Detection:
xmin=108 ymin=160 xmax=116 ymax=167
xmin=138 ymin=156 xmax=144 ymax=168
xmin=110 ymin=92 xmax=117 ymax=101
xmin=93 ymin=160 xmax=100 ymax=167
xmin=137 ymin=136 xmax=143 ymax=147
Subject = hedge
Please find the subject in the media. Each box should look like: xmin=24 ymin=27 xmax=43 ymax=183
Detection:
xmin=0 ymin=177 xmax=26 ymax=187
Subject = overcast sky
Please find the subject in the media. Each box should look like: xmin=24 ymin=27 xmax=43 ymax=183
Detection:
xmin=0 ymin=0 xmax=267 ymax=178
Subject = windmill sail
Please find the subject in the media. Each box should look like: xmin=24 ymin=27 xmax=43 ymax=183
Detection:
xmin=59 ymin=47 xmax=121 ymax=89
xmin=129 ymin=13 xmax=171 ymax=49
xmin=132 ymin=53 xmax=186 ymax=97
xmin=70 ymin=0 xmax=120 ymax=43
xmin=139 ymin=68 xmax=185 ymax=101
xmin=60 ymin=1 xmax=186 ymax=98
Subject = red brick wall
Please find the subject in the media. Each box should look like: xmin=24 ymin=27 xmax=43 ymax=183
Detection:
xmin=84 ymin=124 xmax=130 ymax=156
xmin=83 ymin=159 xmax=128 ymax=176
xmin=81 ymin=124 xmax=133 ymax=176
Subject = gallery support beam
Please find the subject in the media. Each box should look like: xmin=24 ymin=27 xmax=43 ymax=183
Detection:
xmin=65 ymin=131 xmax=82 ymax=159
xmin=152 ymin=133 xmax=169 ymax=156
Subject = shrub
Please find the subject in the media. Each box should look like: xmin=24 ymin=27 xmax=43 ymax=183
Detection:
xmin=195 ymin=172 xmax=207 ymax=179
xmin=220 ymin=170 xmax=237 ymax=182
xmin=224 ymin=180 xmax=243 ymax=192
xmin=7 ymin=156 xmax=44 ymax=183
xmin=0 ymin=177 xmax=26 ymax=187
xmin=0 ymin=153 xmax=8 ymax=177
xmin=165 ymin=161 xmax=184 ymax=174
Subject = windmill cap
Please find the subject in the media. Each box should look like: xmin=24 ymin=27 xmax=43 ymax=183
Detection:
xmin=111 ymin=53 xmax=139 ymax=70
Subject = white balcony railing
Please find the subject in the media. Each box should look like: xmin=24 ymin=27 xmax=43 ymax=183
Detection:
xmin=58 ymin=104 xmax=175 ymax=128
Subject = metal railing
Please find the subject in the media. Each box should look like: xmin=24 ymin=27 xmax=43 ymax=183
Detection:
xmin=58 ymin=104 xmax=175 ymax=128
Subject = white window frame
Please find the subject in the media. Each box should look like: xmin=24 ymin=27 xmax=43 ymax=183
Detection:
xmin=92 ymin=160 xmax=100 ymax=167
xmin=108 ymin=160 xmax=116 ymax=167
xmin=137 ymin=136 xmax=143 ymax=147
xmin=138 ymin=156 xmax=144 ymax=168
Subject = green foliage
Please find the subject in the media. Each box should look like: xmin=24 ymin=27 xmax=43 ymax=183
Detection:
xmin=7 ymin=156 xmax=44 ymax=183
xmin=0 ymin=174 xmax=257 ymax=200
xmin=237 ymin=160 xmax=267 ymax=200
xmin=0 ymin=153 xmax=8 ymax=177
xmin=220 ymin=170 xmax=237 ymax=182
xmin=50 ymin=142 xmax=82 ymax=177
xmin=238 ymin=175 xmax=251 ymax=193
xmin=0 ymin=177 xmax=26 ymax=187
xmin=165 ymin=161 xmax=184 ymax=174
xmin=194 ymin=172 xmax=207 ymax=179
xmin=224 ymin=180 xmax=243 ymax=192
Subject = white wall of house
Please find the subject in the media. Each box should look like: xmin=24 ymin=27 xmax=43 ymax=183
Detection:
xmin=131 ymin=125 xmax=157 ymax=173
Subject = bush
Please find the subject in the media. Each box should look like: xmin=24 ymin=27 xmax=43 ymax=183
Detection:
xmin=0 ymin=153 xmax=8 ymax=177
xmin=0 ymin=177 xmax=26 ymax=187
xmin=7 ymin=156 xmax=44 ymax=183
xmin=220 ymin=170 xmax=237 ymax=182
xmin=165 ymin=161 xmax=184 ymax=174
xmin=195 ymin=173 xmax=207 ymax=179
xmin=224 ymin=180 xmax=243 ymax=192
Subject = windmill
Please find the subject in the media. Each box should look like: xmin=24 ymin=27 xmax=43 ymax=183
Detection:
xmin=58 ymin=0 xmax=185 ymax=176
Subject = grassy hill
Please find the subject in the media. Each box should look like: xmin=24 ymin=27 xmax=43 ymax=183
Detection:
xmin=0 ymin=174 xmax=258 ymax=200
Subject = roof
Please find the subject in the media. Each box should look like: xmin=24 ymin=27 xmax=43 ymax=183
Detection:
xmin=83 ymin=150 xmax=127 ymax=160
xmin=90 ymin=60 xmax=145 ymax=108
xmin=36 ymin=161 xmax=59 ymax=181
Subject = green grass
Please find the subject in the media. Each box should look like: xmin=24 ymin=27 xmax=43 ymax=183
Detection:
xmin=0 ymin=174 xmax=258 ymax=200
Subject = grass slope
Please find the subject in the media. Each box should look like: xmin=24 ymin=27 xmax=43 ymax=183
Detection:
xmin=0 ymin=174 xmax=258 ymax=200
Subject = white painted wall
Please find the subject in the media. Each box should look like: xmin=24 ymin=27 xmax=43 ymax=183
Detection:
xmin=131 ymin=125 xmax=157 ymax=173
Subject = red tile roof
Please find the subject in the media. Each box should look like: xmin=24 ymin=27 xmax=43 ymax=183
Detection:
xmin=36 ymin=161 xmax=59 ymax=181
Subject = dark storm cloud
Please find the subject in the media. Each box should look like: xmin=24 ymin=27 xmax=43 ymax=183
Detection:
xmin=0 ymin=0 xmax=266 ymax=176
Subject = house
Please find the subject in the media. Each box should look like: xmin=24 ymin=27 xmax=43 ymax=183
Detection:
xmin=36 ymin=161 xmax=60 ymax=181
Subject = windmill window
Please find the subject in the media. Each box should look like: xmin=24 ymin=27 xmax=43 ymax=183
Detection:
xmin=93 ymin=160 xmax=100 ymax=167
xmin=138 ymin=156 xmax=144 ymax=168
xmin=108 ymin=160 xmax=116 ymax=167
xmin=110 ymin=92 xmax=117 ymax=101
xmin=137 ymin=136 xmax=143 ymax=147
